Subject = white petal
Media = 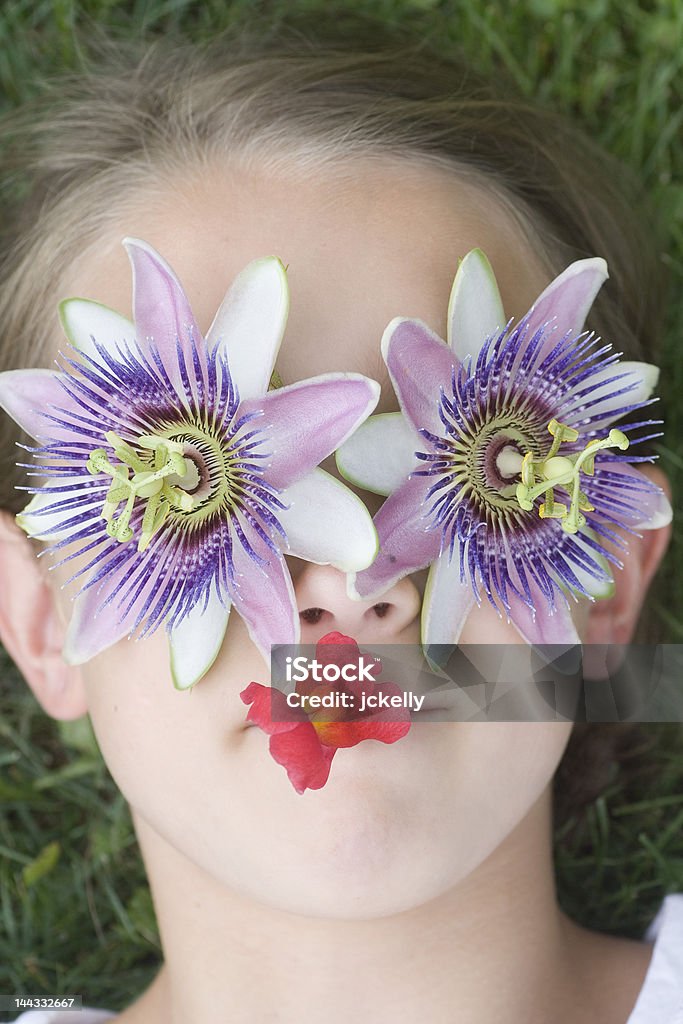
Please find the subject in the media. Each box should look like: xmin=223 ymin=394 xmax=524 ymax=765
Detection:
xmin=447 ymin=249 xmax=506 ymax=362
xmin=571 ymin=361 xmax=660 ymax=424
xmin=627 ymin=475 xmax=673 ymax=530
xmin=559 ymin=531 xmax=615 ymax=600
xmin=335 ymin=412 xmax=418 ymax=496
xmin=589 ymin=463 xmax=673 ymax=531
xmin=638 ymin=492 xmax=673 ymax=530
xmin=279 ymin=468 xmax=378 ymax=572
xmin=16 ymin=483 xmax=101 ymax=542
xmin=206 ymin=257 xmax=289 ymax=401
xmin=421 ymin=548 xmax=476 ymax=649
xmin=59 ymin=299 xmax=135 ymax=361
xmin=169 ymin=585 xmax=231 ymax=690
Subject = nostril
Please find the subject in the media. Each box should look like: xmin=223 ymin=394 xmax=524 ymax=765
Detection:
xmin=295 ymin=563 xmax=421 ymax=642
xmin=299 ymin=604 xmax=392 ymax=626
xmin=300 ymin=607 xmax=326 ymax=625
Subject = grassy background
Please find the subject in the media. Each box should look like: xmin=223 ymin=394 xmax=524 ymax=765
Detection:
xmin=0 ymin=0 xmax=682 ymax=1014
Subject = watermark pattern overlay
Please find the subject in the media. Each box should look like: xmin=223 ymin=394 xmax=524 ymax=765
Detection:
xmin=270 ymin=644 xmax=683 ymax=723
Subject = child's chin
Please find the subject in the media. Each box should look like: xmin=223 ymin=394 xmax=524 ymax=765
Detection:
xmin=251 ymin=876 xmax=456 ymax=921
xmin=228 ymin=733 xmax=478 ymax=919
xmin=232 ymin=837 xmax=467 ymax=921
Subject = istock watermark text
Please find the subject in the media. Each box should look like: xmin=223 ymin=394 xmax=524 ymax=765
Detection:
xmin=285 ymin=655 xmax=380 ymax=684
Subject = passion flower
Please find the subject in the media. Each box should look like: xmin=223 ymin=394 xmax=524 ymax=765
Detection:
xmin=337 ymin=250 xmax=671 ymax=648
xmin=0 ymin=239 xmax=379 ymax=688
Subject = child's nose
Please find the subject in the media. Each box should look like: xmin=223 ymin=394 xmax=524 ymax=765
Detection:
xmin=294 ymin=563 xmax=421 ymax=644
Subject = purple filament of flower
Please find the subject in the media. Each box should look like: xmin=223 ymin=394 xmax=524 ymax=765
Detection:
xmin=23 ymin=335 xmax=288 ymax=635
xmin=412 ymin=323 xmax=661 ymax=614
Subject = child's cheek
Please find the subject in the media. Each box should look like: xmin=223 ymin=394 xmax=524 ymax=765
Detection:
xmin=78 ymin=609 xmax=259 ymax=808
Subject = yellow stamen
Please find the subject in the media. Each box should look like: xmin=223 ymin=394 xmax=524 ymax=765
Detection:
xmin=87 ymin=431 xmax=197 ymax=551
xmin=515 ymin=422 xmax=629 ymax=533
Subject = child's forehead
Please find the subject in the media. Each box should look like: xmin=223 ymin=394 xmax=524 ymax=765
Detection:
xmin=63 ymin=158 xmax=547 ymax=410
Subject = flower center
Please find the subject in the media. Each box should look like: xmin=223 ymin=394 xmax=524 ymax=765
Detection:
xmin=87 ymin=415 xmax=283 ymax=556
xmin=515 ymin=419 xmax=630 ymax=533
xmin=160 ymin=422 xmax=262 ymax=526
xmin=86 ymin=431 xmax=198 ymax=552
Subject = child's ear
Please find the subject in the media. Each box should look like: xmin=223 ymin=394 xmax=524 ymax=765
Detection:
xmin=584 ymin=465 xmax=672 ymax=646
xmin=0 ymin=510 xmax=88 ymax=720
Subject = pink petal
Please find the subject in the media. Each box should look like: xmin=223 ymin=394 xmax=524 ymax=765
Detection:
xmin=62 ymin=549 xmax=145 ymax=664
xmin=505 ymin=576 xmax=580 ymax=647
xmin=268 ymin=723 xmax=336 ymax=793
xmin=351 ymin=474 xmax=441 ymax=601
xmin=123 ymin=238 xmax=206 ymax=401
xmin=0 ymin=369 xmax=77 ymax=442
xmin=382 ymin=318 xmax=457 ymax=437
xmin=230 ymin=532 xmax=299 ymax=661
xmin=239 ymin=374 xmax=380 ymax=489
xmin=520 ymin=258 xmax=608 ymax=361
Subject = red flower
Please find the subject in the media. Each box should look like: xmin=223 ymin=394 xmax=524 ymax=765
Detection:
xmin=240 ymin=632 xmax=411 ymax=793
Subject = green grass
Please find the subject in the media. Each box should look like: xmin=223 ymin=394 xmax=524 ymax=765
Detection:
xmin=0 ymin=0 xmax=682 ymax=1014
xmin=0 ymin=654 xmax=159 ymax=1012
xmin=555 ymin=725 xmax=683 ymax=934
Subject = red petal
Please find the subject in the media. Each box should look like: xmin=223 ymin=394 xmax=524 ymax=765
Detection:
xmin=315 ymin=632 xmax=382 ymax=679
xmin=314 ymin=716 xmax=410 ymax=748
xmin=240 ymin=682 xmax=303 ymax=735
xmin=349 ymin=716 xmax=412 ymax=744
xmin=269 ymin=723 xmax=336 ymax=794
xmin=315 ymin=631 xmax=361 ymax=670
xmin=318 ymin=631 xmax=357 ymax=645
xmin=242 ymin=633 xmax=411 ymax=794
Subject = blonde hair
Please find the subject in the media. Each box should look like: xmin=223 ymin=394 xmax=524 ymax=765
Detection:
xmin=0 ymin=26 xmax=664 ymax=514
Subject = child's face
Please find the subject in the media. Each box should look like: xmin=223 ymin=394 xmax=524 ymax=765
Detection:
xmin=48 ymin=158 xmax=578 ymax=917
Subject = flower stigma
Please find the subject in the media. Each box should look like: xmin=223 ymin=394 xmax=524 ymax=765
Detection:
xmin=86 ymin=431 xmax=197 ymax=551
xmin=515 ymin=419 xmax=630 ymax=534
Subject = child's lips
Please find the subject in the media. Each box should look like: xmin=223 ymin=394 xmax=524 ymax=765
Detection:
xmin=241 ymin=631 xmax=467 ymax=736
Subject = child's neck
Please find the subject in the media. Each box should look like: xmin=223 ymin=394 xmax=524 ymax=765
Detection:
xmin=114 ymin=790 xmax=650 ymax=1024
